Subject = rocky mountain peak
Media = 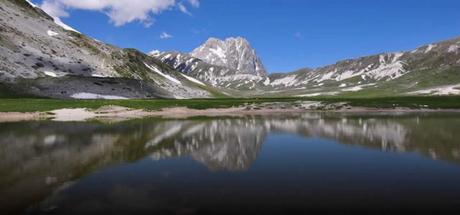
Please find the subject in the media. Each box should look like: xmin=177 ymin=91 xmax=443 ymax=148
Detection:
xmin=191 ymin=37 xmax=267 ymax=77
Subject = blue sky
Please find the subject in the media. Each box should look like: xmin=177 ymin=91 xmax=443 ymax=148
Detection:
xmin=33 ymin=0 xmax=460 ymax=73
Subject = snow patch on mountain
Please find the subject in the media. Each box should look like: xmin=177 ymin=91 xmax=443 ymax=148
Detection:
xmin=209 ymin=46 xmax=226 ymax=60
xmin=71 ymin=93 xmax=129 ymax=100
xmin=270 ymin=75 xmax=298 ymax=87
xmin=181 ymin=73 xmax=206 ymax=86
xmin=25 ymin=0 xmax=37 ymax=7
xmin=342 ymin=83 xmax=376 ymax=92
xmin=315 ymin=70 xmax=335 ymax=82
xmin=263 ymin=78 xmax=271 ymax=86
xmin=408 ymin=84 xmax=460 ymax=95
xmin=218 ymin=74 xmax=264 ymax=82
xmin=425 ymin=44 xmax=436 ymax=53
xmin=144 ymin=63 xmax=181 ymax=84
xmin=367 ymin=56 xmax=407 ymax=80
xmin=47 ymin=30 xmax=58 ymax=37
xmin=298 ymin=91 xmax=340 ymax=97
xmin=44 ymin=71 xmax=58 ymax=77
xmin=91 ymin=74 xmax=108 ymax=78
xmin=50 ymin=17 xmax=78 ymax=32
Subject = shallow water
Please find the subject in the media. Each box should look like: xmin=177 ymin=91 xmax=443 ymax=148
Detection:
xmin=1 ymin=112 xmax=460 ymax=214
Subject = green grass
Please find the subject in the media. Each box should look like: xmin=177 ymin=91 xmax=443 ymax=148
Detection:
xmin=0 ymin=96 xmax=460 ymax=112
xmin=0 ymin=98 xmax=297 ymax=112
xmin=0 ymin=83 xmax=41 ymax=99
xmin=309 ymin=96 xmax=460 ymax=109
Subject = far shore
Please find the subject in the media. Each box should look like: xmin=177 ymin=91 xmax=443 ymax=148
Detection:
xmin=1 ymin=105 xmax=460 ymax=123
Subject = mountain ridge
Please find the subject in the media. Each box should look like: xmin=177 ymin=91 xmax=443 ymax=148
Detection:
xmin=154 ymin=35 xmax=460 ymax=97
xmin=1 ymin=0 xmax=460 ymax=99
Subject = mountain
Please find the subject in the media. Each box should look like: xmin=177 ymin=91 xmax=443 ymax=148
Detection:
xmin=151 ymin=37 xmax=270 ymax=91
xmin=0 ymin=0 xmax=216 ymax=99
xmin=191 ymin=37 xmax=267 ymax=77
xmin=1 ymin=0 xmax=459 ymax=99
xmin=151 ymin=51 xmax=269 ymax=92
xmin=155 ymin=35 xmax=460 ymax=97
xmin=262 ymin=37 xmax=460 ymax=97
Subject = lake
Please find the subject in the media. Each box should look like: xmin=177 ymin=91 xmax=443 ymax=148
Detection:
xmin=1 ymin=112 xmax=460 ymax=214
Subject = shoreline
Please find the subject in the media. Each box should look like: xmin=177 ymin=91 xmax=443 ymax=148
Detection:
xmin=1 ymin=105 xmax=460 ymax=122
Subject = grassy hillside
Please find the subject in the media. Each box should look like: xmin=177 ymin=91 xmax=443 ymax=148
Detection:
xmin=0 ymin=83 xmax=41 ymax=99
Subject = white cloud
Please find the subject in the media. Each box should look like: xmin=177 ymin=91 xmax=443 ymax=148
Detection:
xmin=178 ymin=3 xmax=192 ymax=16
xmin=188 ymin=0 xmax=200 ymax=8
xmin=160 ymin=32 xmax=173 ymax=39
xmin=148 ymin=50 xmax=162 ymax=56
xmin=41 ymin=0 xmax=69 ymax=18
xmin=40 ymin=0 xmax=200 ymax=27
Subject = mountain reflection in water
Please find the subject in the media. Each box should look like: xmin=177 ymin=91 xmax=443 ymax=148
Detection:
xmin=1 ymin=112 xmax=460 ymax=213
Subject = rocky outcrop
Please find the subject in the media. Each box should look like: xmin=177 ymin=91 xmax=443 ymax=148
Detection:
xmin=191 ymin=37 xmax=267 ymax=77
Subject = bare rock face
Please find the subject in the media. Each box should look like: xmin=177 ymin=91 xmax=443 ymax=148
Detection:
xmin=191 ymin=37 xmax=267 ymax=77
xmin=152 ymin=37 xmax=269 ymax=91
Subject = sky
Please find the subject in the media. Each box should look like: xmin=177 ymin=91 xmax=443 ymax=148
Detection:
xmin=32 ymin=0 xmax=460 ymax=73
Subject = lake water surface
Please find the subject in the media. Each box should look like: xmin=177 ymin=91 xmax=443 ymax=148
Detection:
xmin=1 ymin=112 xmax=460 ymax=214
